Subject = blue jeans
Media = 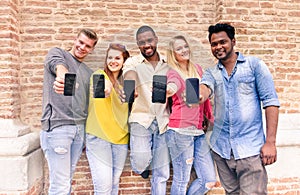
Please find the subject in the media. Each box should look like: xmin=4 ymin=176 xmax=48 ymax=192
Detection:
xmin=40 ymin=124 xmax=85 ymax=195
xmin=86 ymin=134 xmax=128 ymax=195
xmin=166 ymin=129 xmax=194 ymax=195
xmin=187 ymin=134 xmax=217 ymax=195
xmin=129 ymin=119 xmax=170 ymax=195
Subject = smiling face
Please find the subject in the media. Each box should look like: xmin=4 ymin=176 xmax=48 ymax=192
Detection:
xmin=136 ymin=31 xmax=158 ymax=59
xmin=173 ymin=38 xmax=190 ymax=65
xmin=71 ymin=33 xmax=96 ymax=61
xmin=106 ymin=48 xmax=124 ymax=74
xmin=210 ymin=31 xmax=235 ymax=61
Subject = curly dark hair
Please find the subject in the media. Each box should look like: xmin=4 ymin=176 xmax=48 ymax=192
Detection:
xmin=208 ymin=23 xmax=235 ymax=43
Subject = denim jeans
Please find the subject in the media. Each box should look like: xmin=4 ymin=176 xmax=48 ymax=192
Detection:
xmin=40 ymin=124 xmax=85 ymax=195
xmin=129 ymin=119 xmax=170 ymax=195
xmin=166 ymin=129 xmax=194 ymax=195
xmin=187 ymin=134 xmax=217 ymax=195
xmin=85 ymin=134 xmax=128 ymax=195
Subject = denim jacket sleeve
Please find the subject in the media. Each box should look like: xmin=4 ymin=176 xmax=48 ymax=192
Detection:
xmin=250 ymin=57 xmax=280 ymax=108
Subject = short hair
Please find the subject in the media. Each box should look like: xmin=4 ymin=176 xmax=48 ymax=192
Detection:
xmin=208 ymin=23 xmax=235 ymax=43
xmin=78 ymin=28 xmax=98 ymax=46
xmin=136 ymin=25 xmax=156 ymax=40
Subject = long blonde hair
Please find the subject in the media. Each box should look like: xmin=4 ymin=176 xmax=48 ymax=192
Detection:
xmin=167 ymin=35 xmax=200 ymax=80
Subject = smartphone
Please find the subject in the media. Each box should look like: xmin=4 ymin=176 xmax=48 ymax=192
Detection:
xmin=152 ymin=75 xmax=167 ymax=103
xmin=93 ymin=74 xmax=105 ymax=98
xmin=124 ymin=80 xmax=135 ymax=103
xmin=185 ymin=78 xmax=200 ymax=104
xmin=63 ymin=73 xmax=76 ymax=96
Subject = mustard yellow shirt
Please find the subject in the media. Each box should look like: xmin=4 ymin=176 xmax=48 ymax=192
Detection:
xmin=86 ymin=70 xmax=129 ymax=144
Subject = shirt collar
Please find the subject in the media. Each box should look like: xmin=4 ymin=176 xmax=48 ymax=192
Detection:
xmin=138 ymin=52 xmax=166 ymax=64
xmin=217 ymin=52 xmax=246 ymax=69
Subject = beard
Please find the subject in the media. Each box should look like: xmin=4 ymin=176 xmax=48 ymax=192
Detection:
xmin=214 ymin=48 xmax=233 ymax=61
xmin=141 ymin=46 xmax=157 ymax=59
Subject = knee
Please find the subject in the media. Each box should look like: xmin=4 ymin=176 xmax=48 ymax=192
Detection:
xmin=53 ymin=146 xmax=68 ymax=154
xmin=205 ymin=181 xmax=217 ymax=190
xmin=130 ymin=151 xmax=152 ymax=173
xmin=185 ymin=157 xmax=194 ymax=165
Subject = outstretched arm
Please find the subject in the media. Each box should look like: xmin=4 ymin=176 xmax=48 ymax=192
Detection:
xmin=199 ymin=84 xmax=212 ymax=104
xmin=119 ymin=70 xmax=138 ymax=103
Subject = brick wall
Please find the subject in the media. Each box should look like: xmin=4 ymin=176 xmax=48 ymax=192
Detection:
xmin=0 ymin=0 xmax=21 ymax=119
xmin=17 ymin=0 xmax=299 ymax=130
xmin=0 ymin=0 xmax=299 ymax=194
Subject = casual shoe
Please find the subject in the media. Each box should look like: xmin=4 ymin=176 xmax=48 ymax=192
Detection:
xmin=140 ymin=170 xmax=150 ymax=179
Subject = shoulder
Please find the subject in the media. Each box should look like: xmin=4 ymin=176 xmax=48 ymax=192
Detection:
xmin=167 ymin=68 xmax=183 ymax=85
xmin=125 ymin=55 xmax=143 ymax=64
xmin=48 ymin=47 xmax=65 ymax=55
xmin=244 ymin=55 xmax=261 ymax=63
xmin=242 ymin=54 xmax=266 ymax=73
xmin=123 ymin=55 xmax=144 ymax=70
xmin=167 ymin=68 xmax=179 ymax=76
xmin=194 ymin=63 xmax=202 ymax=69
xmin=238 ymin=52 xmax=262 ymax=66
xmin=46 ymin=47 xmax=70 ymax=62
xmin=93 ymin=69 xmax=108 ymax=78
xmin=167 ymin=65 xmax=179 ymax=75
xmin=194 ymin=63 xmax=203 ymax=72
xmin=158 ymin=52 xmax=166 ymax=62
xmin=94 ymin=69 xmax=105 ymax=74
xmin=203 ymin=65 xmax=216 ymax=74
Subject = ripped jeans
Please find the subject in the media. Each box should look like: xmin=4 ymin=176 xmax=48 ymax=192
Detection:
xmin=129 ymin=120 xmax=170 ymax=195
xmin=40 ymin=124 xmax=85 ymax=195
xmin=166 ymin=129 xmax=194 ymax=195
xmin=187 ymin=134 xmax=217 ymax=195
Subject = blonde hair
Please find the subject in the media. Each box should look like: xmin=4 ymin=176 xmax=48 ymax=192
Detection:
xmin=167 ymin=35 xmax=200 ymax=80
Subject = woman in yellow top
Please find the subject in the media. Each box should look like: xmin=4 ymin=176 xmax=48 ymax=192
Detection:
xmin=85 ymin=43 xmax=130 ymax=195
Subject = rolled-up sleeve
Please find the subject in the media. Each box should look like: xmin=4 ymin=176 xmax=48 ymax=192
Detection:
xmin=254 ymin=60 xmax=280 ymax=108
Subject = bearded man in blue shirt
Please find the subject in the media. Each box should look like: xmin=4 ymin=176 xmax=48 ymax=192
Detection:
xmin=200 ymin=23 xmax=280 ymax=195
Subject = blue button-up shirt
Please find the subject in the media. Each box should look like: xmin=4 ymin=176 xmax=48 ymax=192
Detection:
xmin=201 ymin=52 xmax=280 ymax=160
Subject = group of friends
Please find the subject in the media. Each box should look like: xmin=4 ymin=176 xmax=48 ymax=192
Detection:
xmin=40 ymin=23 xmax=280 ymax=195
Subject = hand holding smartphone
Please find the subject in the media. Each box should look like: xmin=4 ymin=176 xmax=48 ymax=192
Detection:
xmin=185 ymin=78 xmax=200 ymax=104
xmin=93 ymin=74 xmax=105 ymax=98
xmin=152 ymin=75 xmax=167 ymax=103
xmin=124 ymin=80 xmax=135 ymax=103
xmin=64 ymin=73 xmax=76 ymax=96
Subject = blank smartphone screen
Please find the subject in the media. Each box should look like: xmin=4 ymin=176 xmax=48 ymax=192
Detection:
xmin=63 ymin=73 xmax=76 ymax=96
xmin=93 ymin=74 xmax=105 ymax=98
xmin=185 ymin=78 xmax=199 ymax=104
xmin=152 ymin=75 xmax=167 ymax=103
xmin=124 ymin=80 xmax=135 ymax=103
